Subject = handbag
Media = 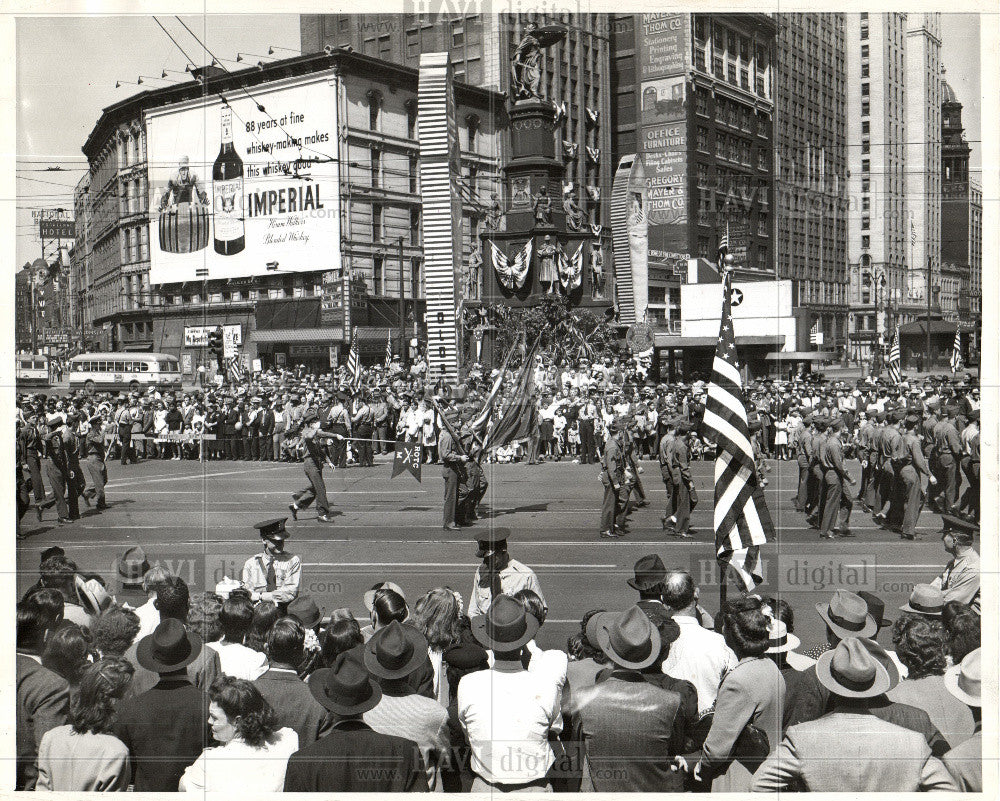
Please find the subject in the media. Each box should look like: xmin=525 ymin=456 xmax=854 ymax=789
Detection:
xmin=689 ymin=708 xmax=770 ymax=773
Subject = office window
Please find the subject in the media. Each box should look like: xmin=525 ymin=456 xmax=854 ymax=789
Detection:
xmin=861 ymin=235 xmax=870 ymax=249
xmin=861 ymin=44 xmax=869 ymax=59
xmin=410 ymin=209 xmax=420 ymax=245
xmin=697 ymin=126 xmax=709 ymax=152
xmin=406 ymin=28 xmax=419 ymax=58
xmin=373 ymin=255 xmax=383 ymax=296
xmin=695 ymin=91 xmax=708 ymax=116
xmin=452 ymin=21 xmax=464 ymax=47
xmin=370 ymin=147 xmax=380 ymax=188
xmin=372 ymin=205 xmax=383 ymax=241
xmin=378 ymin=35 xmax=391 ymax=60
xmin=861 ymin=82 xmax=869 ymax=97
xmin=861 ymin=159 xmax=869 ymax=173
xmin=861 ymin=99 xmax=870 ymax=116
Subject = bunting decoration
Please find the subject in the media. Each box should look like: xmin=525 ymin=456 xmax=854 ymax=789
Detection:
xmin=489 ymin=239 xmax=533 ymax=290
xmin=586 ymin=107 xmax=600 ymax=126
xmin=509 ymin=238 xmax=532 ymax=289
xmin=558 ymin=242 xmax=584 ymax=291
xmin=590 ymin=223 xmax=603 ymax=237
xmin=552 ymin=100 xmax=567 ymax=125
xmin=587 ymin=185 xmax=601 ymax=202
xmin=562 ymin=141 xmax=578 ymax=160
xmin=586 ymin=146 xmax=601 ymax=165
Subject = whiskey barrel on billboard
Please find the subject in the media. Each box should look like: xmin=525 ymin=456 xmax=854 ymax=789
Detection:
xmin=159 ymin=202 xmax=209 ymax=254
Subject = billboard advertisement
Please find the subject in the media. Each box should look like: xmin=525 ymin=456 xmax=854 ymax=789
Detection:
xmin=145 ymin=77 xmax=341 ymax=284
xmin=637 ymin=13 xmax=689 ymax=80
xmin=183 ymin=324 xmax=242 ymax=348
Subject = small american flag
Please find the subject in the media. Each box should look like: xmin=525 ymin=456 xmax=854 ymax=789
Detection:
xmin=384 ymin=331 xmax=393 ymax=370
xmin=809 ymin=319 xmax=821 ymax=345
xmin=717 ymin=227 xmax=730 ymax=270
xmin=951 ymin=328 xmax=962 ymax=373
xmin=701 ymin=269 xmax=774 ymax=592
xmin=887 ymin=330 xmax=901 ymax=385
xmin=347 ymin=327 xmax=361 ymax=391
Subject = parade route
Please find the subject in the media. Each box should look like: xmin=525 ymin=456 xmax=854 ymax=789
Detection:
xmin=16 ymin=455 xmax=948 ymax=651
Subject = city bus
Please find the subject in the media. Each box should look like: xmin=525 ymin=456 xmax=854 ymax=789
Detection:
xmin=68 ymin=352 xmax=183 ymax=393
xmin=15 ymin=353 xmax=49 ymax=387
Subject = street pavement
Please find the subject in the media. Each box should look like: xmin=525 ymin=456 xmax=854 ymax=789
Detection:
xmin=16 ymin=455 xmax=949 ymax=652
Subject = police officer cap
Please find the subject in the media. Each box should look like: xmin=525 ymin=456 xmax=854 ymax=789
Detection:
xmin=813 ymin=418 xmax=828 ymax=431
xmin=254 ymin=518 xmax=288 ymax=541
xmin=874 ymin=411 xmax=886 ymax=423
xmin=904 ymin=415 xmax=921 ymax=428
xmin=891 ymin=408 xmax=906 ymax=423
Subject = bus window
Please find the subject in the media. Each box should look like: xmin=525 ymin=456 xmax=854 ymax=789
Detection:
xmin=126 ymin=362 xmax=136 ymax=372
xmin=139 ymin=362 xmax=149 ymax=372
xmin=113 ymin=361 xmax=125 ymax=372
xmin=97 ymin=361 xmax=107 ymax=372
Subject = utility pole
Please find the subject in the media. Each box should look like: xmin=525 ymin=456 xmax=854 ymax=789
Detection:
xmin=398 ymin=236 xmax=405 ymax=368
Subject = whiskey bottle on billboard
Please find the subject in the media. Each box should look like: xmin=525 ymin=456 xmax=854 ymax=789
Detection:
xmin=213 ymin=107 xmax=245 ymax=255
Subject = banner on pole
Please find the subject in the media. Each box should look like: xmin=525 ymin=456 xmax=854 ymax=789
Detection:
xmin=391 ymin=439 xmax=422 ymax=482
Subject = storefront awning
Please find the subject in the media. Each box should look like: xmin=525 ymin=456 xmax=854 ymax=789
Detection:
xmin=354 ymin=326 xmax=396 ymax=342
xmin=764 ymin=351 xmax=837 ymax=362
xmin=252 ymin=327 xmax=344 ymax=344
xmin=654 ymin=334 xmax=785 ymax=349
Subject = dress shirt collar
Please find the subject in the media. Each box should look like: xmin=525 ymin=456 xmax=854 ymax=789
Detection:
xmin=492 ymin=658 xmax=526 ymax=674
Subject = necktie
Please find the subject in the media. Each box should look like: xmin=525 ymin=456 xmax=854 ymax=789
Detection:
xmin=265 ymin=558 xmax=277 ymax=592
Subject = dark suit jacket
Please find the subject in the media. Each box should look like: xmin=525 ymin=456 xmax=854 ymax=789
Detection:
xmin=16 ymin=654 xmax=70 ymax=790
xmin=113 ymin=676 xmax=211 ymax=792
xmin=254 ymin=666 xmax=334 ymax=748
xmin=596 ymin=665 xmax=698 ymax=753
xmin=258 ymin=409 xmax=275 ymax=437
xmin=123 ymin=637 xmax=221 ymax=697
xmin=284 ymin=718 xmax=428 ymax=792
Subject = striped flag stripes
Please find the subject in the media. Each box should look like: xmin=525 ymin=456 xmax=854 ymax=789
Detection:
xmin=951 ymin=328 xmax=962 ymax=373
xmin=700 ymin=269 xmax=774 ymax=592
xmin=384 ymin=331 xmax=393 ymax=370
xmin=887 ymin=331 xmax=901 ymax=385
xmin=347 ymin=327 xmax=361 ymax=391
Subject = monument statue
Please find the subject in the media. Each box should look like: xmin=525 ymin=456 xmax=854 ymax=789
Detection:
xmin=510 ymin=22 xmax=566 ymax=102
xmin=533 ymin=185 xmax=552 ymax=226
xmin=484 ymin=192 xmax=505 ymax=231
xmin=563 ymin=194 xmax=585 ymax=231
xmin=537 ymin=235 xmax=558 ymax=294
xmin=590 ymin=242 xmax=605 ymax=299
xmin=467 ymin=245 xmax=483 ymax=299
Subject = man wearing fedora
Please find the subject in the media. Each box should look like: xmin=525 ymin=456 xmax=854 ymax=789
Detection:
xmin=459 ymin=595 xmax=562 ymax=792
xmin=942 ymin=648 xmax=982 ymax=791
xmin=467 ymin=530 xmax=545 ymax=618
xmin=242 ymin=519 xmax=301 ymax=607
xmin=114 ymin=618 xmax=212 ymax=791
xmin=752 ymin=638 xmax=957 ymax=792
xmin=284 ymin=653 xmax=428 ymax=792
xmin=575 ymin=607 xmax=686 ymax=792
xmin=363 ymin=620 xmax=450 ymax=790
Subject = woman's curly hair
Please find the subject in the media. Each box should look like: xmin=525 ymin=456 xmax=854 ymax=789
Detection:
xmin=71 ymin=658 xmax=134 ymax=735
xmin=412 ymin=588 xmax=462 ymax=651
xmin=208 ymin=676 xmax=279 ymax=749
xmin=722 ymin=595 xmax=771 ymax=658
xmin=892 ymin=612 xmax=948 ymax=678
xmin=941 ymin=601 xmax=980 ymax=663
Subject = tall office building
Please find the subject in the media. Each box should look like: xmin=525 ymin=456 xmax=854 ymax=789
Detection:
xmin=905 ymin=13 xmax=944 ymax=312
xmin=609 ymin=13 xmax=776 ymax=329
xmin=301 ymin=14 xmax=614 ymax=233
xmin=845 ymin=12 xmax=910 ymax=366
xmin=773 ymin=13 xmax=849 ymax=351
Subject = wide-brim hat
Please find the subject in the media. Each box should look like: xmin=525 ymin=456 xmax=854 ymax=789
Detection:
xmin=592 ymin=606 xmax=662 ymax=670
xmin=309 ymin=654 xmax=383 ymax=715
xmin=136 ymin=618 xmax=204 ymax=673
xmin=626 ymin=554 xmax=667 ymax=592
xmin=363 ymin=620 xmax=429 ymax=680
xmin=765 ymin=618 xmax=801 ymax=654
xmin=816 ymin=589 xmax=877 ymax=639
xmin=470 ymin=594 xmax=540 ymax=651
xmin=75 ymin=575 xmax=113 ymax=617
xmin=816 ymin=637 xmax=892 ymax=699
xmin=898 ymin=584 xmax=944 ymax=617
xmin=287 ymin=596 xmax=323 ymax=629
xmin=114 ymin=545 xmax=150 ymax=586
xmin=363 ymin=581 xmax=406 ymax=613
xmin=943 ymin=648 xmax=981 ymax=707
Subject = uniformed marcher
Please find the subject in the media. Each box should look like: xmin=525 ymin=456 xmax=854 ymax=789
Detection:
xmin=657 ymin=417 xmax=677 ymax=529
xmin=352 ymin=392 xmax=375 ymax=467
xmin=242 ymin=518 xmax=302 ymax=610
xmin=818 ymin=417 xmax=855 ymax=539
xmin=81 ymin=409 xmax=109 ymax=510
xmin=855 ymin=411 xmax=875 ymax=512
xmin=21 ymin=408 xmax=46 ymax=509
xmin=439 ymin=407 xmax=468 ymax=531
xmin=874 ymin=409 xmax=907 ymax=531
xmin=327 ymin=391 xmax=351 ymax=468
xmin=457 ymin=416 xmax=487 ymax=525
xmin=39 ymin=418 xmax=72 ymax=523
xmin=667 ymin=418 xmax=695 ymax=538
xmin=957 ymin=409 xmax=979 ymax=522
xmin=288 ymin=410 xmax=339 ymax=522
xmin=932 ymin=405 xmax=963 ymax=516
xmin=794 ymin=411 xmax=813 ymax=513
xmin=805 ymin=417 xmax=828 ymax=527
xmin=899 ymin=415 xmax=935 ymax=541
xmin=599 ymin=417 xmax=627 ymax=539
xmin=59 ymin=411 xmax=87 ymax=518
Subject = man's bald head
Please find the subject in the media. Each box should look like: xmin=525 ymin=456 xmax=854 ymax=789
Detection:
xmin=662 ymin=570 xmax=696 ymax=614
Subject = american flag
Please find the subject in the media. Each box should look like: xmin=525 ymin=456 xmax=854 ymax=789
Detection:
xmin=717 ymin=228 xmax=730 ymax=269
xmin=887 ymin=330 xmax=901 ymax=385
xmin=809 ymin=319 xmax=821 ymax=345
xmin=347 ymin=327 xmax=362 ymax=391
xmin=701 ymin=269 xmax=774 ymax=592
xmin=951 ymin=328 xmax=962 ymax=373
xmin=384 ymin=331 xmax=393 ymax=370
xmin=225 ymin=356 xmax=247 ymax=384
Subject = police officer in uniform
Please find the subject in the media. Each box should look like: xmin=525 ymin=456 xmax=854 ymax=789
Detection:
xmin=818 ymin=417 xmax=855 ymax=539
xmin=599 ymin=417 xmax=626 ymax=539
xmin=899 ymin=414 xmax=934 ymax=541
xmin=667 ymin=419 xmax=695 ymax=538
xmin=658 ymin=417 xmax=677 ymax=530
xmin=578 ymin=389 xmax=598 ymax=465
xmin=288 ymin=410 xmax=338 ymax=522
xmin=82 ymin=409 xmax=109 ymax=510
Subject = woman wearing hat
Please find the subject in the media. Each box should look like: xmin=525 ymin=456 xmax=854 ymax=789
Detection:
xmin=941 ymin=648 xmax=982 ymax=791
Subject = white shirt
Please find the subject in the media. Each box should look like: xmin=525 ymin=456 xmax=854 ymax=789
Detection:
xmin=468 ymin=559 xmax=546 ymax=618
xmin=179 ymin=728 xmax=298 ymax=792
xmin=207 ymin=640 xmax=269 ymax=680
xmin=133 ymin=598 xmax=160 ymax=640
xmin=661 ymin=614 xmax=738 ymax=713
xmin=458 ymin=666 xmax=560 ymax=784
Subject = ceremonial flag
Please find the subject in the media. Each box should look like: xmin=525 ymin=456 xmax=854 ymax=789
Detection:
xmin=384 ymin=331 xmax=393 ymax=369
xmin=717 ymin=222 xmax=730 ymax=270
xmin=950 ymin=328 xmax=962 ymax=373
xmin=479 ymin=338 xmax=540 ymax=456
xmin=391 ymin=438 xmax=422 ymax=482
xmin=225 ymin=356 xmax=247 ymax=384
xmin=468 ymin=341 xmax=517 ymax=437
xmin=701 ymin=269 xmax=774 ymax=592
xmin=887 ymin=331 xmax=902 ymax=385
xmin=347 ymin=327 xmax=361 ymax=391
